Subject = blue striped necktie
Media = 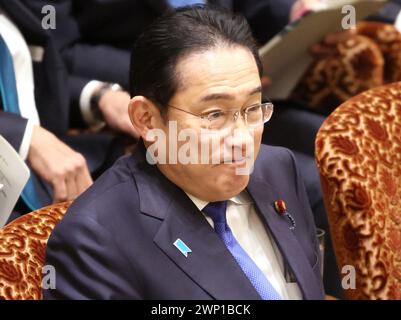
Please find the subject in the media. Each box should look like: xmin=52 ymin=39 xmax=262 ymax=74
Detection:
xmin=203 ymin=201 xmax=282 ymax=300
xmin=0 ymin=34 xmax=43 ymax=211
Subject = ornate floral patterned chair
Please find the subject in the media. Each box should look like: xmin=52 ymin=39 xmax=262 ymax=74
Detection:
xmin=315 ymin=82 xmax=401 ymax=299
xmin=0 ymin=202 xmax=71 ymax=300
xmin=292 ymin=22 xmax=401 ymax=114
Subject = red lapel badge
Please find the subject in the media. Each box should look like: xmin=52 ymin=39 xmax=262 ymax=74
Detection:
xmin=274 ymin=200 xmax=296 ymax=231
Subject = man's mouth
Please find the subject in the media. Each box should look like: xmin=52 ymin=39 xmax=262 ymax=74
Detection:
xmin=222 ymin=156 xmax=250 ymax=165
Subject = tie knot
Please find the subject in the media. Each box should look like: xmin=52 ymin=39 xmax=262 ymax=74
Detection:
xmin=203 ymin=201 xmax=227 ymax=224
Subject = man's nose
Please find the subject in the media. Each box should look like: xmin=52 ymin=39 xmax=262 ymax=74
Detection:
xmin=226 ymin=123 xmax=254 ymax=149
xmin=232 ymin=110 xmax=240 ymax=122
xmin=231 ymin=111 xmax=247 ymax=130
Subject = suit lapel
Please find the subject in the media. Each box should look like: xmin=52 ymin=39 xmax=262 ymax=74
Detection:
xmin=130 ymin=149 xmax=260 ymax=299
xmin=247 ymin=176 xmax=323 ymax=300
xmin=153 ymin=195 xmax=261 ymax=299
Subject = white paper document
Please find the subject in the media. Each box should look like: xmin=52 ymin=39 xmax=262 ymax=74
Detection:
xmin=0 ymin=135 xmax=30 ymax=227
xmin=260 ymin=0 xmax=388 ymax=100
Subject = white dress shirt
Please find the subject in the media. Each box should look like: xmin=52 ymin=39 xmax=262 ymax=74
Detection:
xmin=0 ymin=9 xmax=40 ymax=160
xmin=186 ymin=191 xmax=303 ymax=300
xmin=79 ymin=80 xmax=105 ymax=127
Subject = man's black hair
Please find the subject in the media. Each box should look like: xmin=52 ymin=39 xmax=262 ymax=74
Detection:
xmin=129 ymin=5 xmax=262 ymax=109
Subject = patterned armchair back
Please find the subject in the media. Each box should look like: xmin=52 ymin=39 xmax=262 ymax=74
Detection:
xmin=316 ymin=82 xmax=401 ymax=299
xmin=0 ymin=202 xmax=70 ymax=300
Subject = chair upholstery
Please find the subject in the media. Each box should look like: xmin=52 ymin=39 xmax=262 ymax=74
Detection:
xmin=0 ymin=202 xmax=70 ymax=300
xmin=292 ymin=21 xmax=401 ymax=114
xmin=315 ymin=82 xmax=401 ymax=299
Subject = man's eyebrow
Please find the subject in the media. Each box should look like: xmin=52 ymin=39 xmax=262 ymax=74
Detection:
xmin=199 ymin=86 xmax=262 ymax=103
xmin=248 ymin=86 xmax=262 ymax=96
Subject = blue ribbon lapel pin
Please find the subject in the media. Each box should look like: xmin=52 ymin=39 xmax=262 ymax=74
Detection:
xmin=174 ymin=238 xmax=192 ymax=257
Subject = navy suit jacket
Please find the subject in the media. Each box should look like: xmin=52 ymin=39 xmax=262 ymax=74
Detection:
xmin=44 ymin=144 xmax=325 ymax=299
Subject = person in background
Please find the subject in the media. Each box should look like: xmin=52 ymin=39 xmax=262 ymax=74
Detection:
xmin=0 ymin=0 xmax=126 ymax=220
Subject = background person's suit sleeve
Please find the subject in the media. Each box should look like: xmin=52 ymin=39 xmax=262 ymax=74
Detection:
xmin=0 ymin=111 xmax=28 ymax=152
xmin=65 ymin=46 xmax=130 ymax=127
xmin=23 ymin=0 xmax=133 ymax=127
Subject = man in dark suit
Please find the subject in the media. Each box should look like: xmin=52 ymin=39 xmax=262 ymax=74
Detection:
xmin=16 ymin=0 xmax=338 ymax=296
xmin=44 ymin=6 xmax=324 ymax=300
xmin=20 ymin=0 xmax=325 ymax=217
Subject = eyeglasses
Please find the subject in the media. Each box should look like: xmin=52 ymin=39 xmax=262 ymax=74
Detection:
xmin=168 ymin=102 xmax=274 ymax=130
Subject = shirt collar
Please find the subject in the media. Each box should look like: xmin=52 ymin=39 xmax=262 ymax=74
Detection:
xmin=185 ymin=190 xmax=253 ymax=211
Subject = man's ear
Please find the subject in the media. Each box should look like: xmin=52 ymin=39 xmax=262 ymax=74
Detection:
xmin=128 ymin=96 xmax=161 ymax=142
